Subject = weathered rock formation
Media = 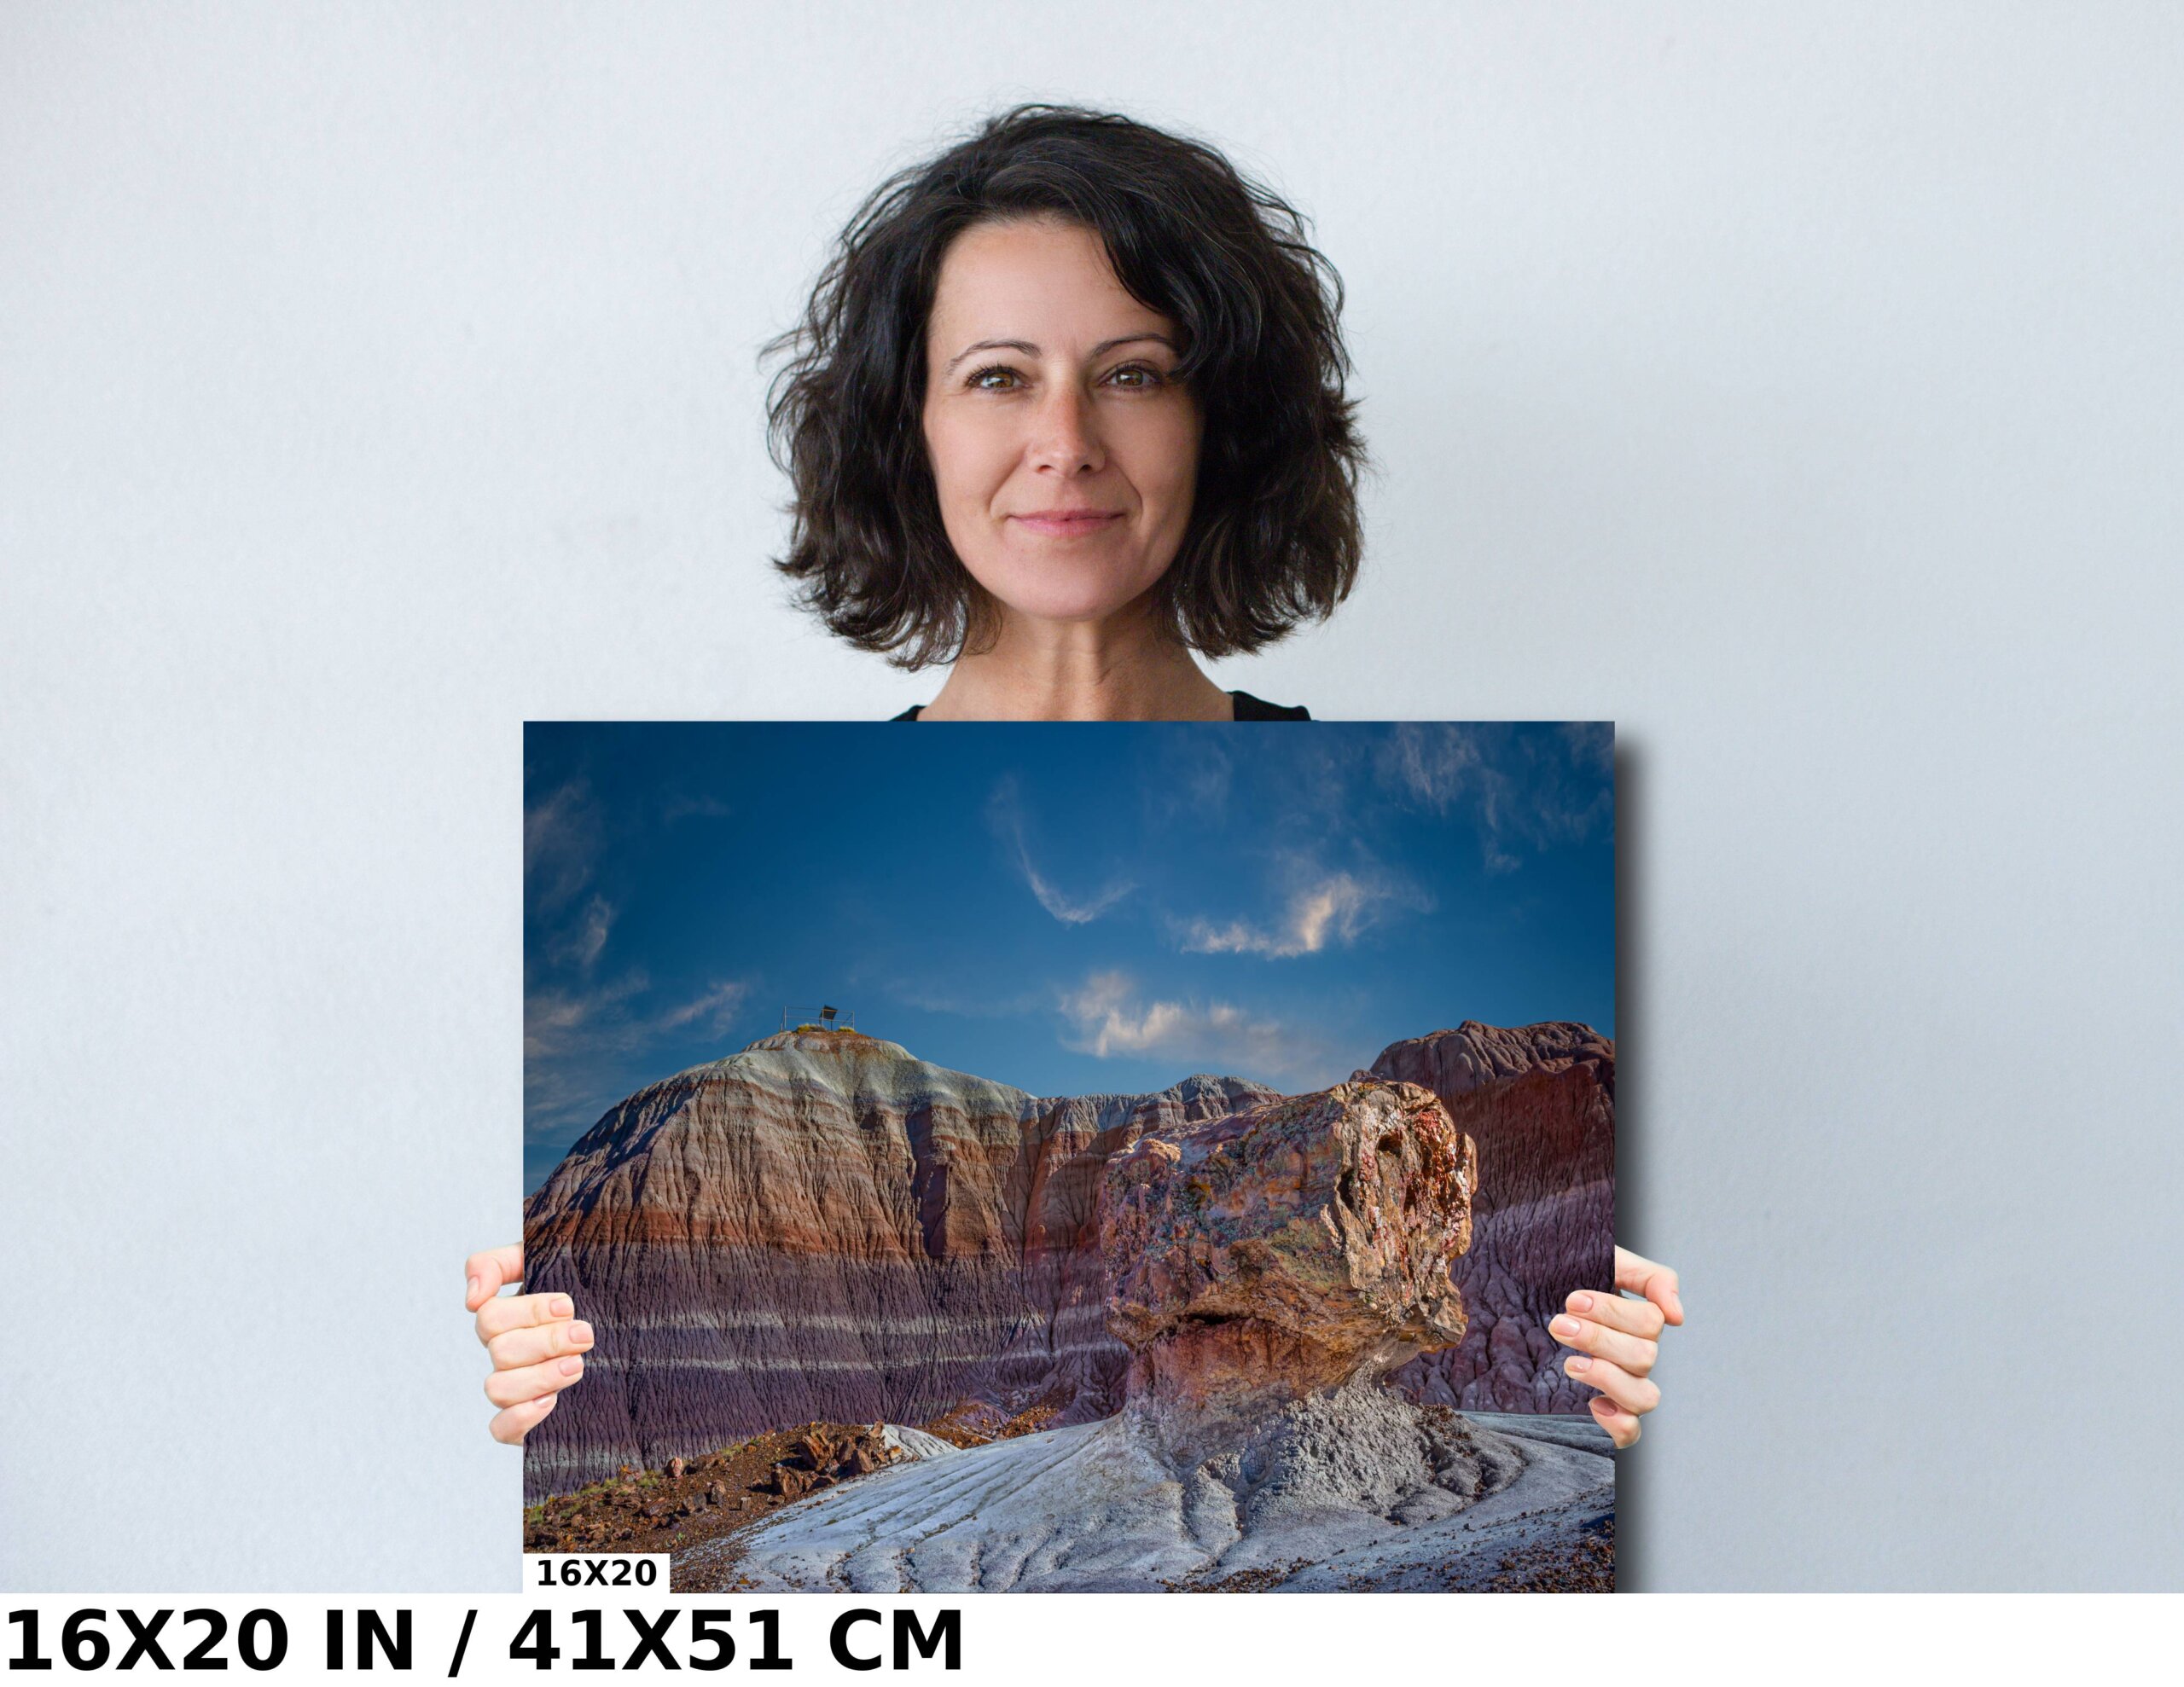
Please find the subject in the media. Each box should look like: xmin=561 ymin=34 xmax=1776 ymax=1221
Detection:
xmin=523 ymin=1022 xmax=1612 ymax=1500
xmin=1103 ymin=1078 xmax=1475 ymax=1430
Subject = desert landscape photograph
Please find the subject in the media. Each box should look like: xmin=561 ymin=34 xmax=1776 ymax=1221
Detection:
xmin=521 ymin=721 xmax=1617 ymax=1591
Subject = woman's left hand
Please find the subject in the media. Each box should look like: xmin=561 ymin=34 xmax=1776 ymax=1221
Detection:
xmin=1554 ymin=1246 xmax=1683 ymax=1448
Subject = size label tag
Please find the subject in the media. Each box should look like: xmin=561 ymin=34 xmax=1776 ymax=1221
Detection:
xmin=524 ymin=1554 xmax=671 ymax=1597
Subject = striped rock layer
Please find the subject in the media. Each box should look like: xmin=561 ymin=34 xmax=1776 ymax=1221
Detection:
xmin=522 ymin=1022 xmax=1611 ymax=1499
xmin=1372 ymin=1023 xmax=1618 ymax=1413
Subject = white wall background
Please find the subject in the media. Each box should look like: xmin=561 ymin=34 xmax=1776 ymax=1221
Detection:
xmin=3 ymin=3 xmax=2178 ymax=1591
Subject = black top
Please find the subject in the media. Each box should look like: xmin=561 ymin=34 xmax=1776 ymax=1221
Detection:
xmin=890 ymin=689 xmax=1310 ymax=722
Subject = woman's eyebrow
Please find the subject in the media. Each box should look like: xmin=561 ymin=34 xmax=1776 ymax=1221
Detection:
xmin=941 ymin=333 xmax=1177 ymax=374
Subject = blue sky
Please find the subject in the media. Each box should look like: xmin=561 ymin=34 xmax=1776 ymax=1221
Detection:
xmin=523 ymin=722 xmax=1614 ymax=1193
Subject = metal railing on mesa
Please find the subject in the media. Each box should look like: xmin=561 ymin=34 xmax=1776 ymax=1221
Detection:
xmin=776 ymin=1004 xmax=857 ymax=1034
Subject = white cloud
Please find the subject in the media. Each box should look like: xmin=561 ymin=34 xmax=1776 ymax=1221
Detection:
xmin=989 ymin=778 xmax=1134 ymax=925
xmin=1055 ymin=970 xmax=1331 ymax=1087
xmin=1025 ymin=860 xmax=1133 ymax=925
xmin=1176 ymin=869 xmax=1417 ymax=958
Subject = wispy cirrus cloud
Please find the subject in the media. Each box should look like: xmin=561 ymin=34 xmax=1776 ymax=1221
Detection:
xmin=524 ymin=774 xmax=756 ymax=1148
xmin=525 ymin=972 xmax=754 ymax=1145
xmin=526 ymin=974 xmax=753 ymax=1059
xmin=524 ymin=779 xmax=602 ymax=910
xmin=656 ymin=979 xmax=751 ymax=1037
xmin=1380 ymin=724 xmax=1486 ymax=817
xmin=988 ymin=776 xmax=1134 ymax=925
xmin=527 ymin=780 xmax=620 ymax=973
xmin=1559 ymin=721 xmax=1613 ymax=776
xmin=1377 ymin=723 xmax=1612 ymax=872
xmin=1137 ymin=733 xmax=1234 ymax=829
xmin=549 ymin=893 xmax=615 ymax=972
xmin=522 ymin=971 xmax=652 ymax=1063
xmin=1055 ymin=970 xmax=1333 ymax=1090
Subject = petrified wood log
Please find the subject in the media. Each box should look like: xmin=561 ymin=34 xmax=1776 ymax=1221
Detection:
xmin=1101 ymin=1077 xmax=1476 ymax=1429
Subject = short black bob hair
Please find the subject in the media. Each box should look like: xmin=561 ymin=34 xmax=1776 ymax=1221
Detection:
xmin=766 ymin=104 xmax=1366 ymax=670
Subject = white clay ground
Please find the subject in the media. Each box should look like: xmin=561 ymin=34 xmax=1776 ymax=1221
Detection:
xmin=679 ymin=1393 xmax=1614 ymax=1593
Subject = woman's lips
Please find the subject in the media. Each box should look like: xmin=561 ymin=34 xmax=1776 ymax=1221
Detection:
xmin=1010 ymin=510 xmax=1124 ymax=536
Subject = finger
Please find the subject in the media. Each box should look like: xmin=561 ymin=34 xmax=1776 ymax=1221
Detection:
xmin=1563 ymin=1288 xmax=1665 ymax=1341
xmin=488 ymin=1318 xmax=595 ymax=1371
xmin=1589 ymin=1393 xmax=1640 ymax=1450
xmin=490 ymin=1388 xmax=560 ymax=1446
xmin=475 ymin=1290 xmax=575 ymax=1346
xmin=465 ymin=1244 xmax=524 ymax=1313
xmin=485 ymin=1353 xmax=587 ymax=1410
xmin=1562 ymin=1352 xmax=1659 ymax=1416
xmin=1548 ymin=1311 xmax=1656 ymax=1377
xmin=1613 ymin=1246 xmax=1684 ymax=1325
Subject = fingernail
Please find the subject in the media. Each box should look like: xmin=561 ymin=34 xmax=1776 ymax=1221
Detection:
xmin=551 ymin=1296 xmax=573 ymax=1318
xmin=1565 ymin=1354 xmax=1591 ymax=1374
xmin=1591 ymin=1395 xmax=1616 ymax=1413
xmin=467 ymin=1276 xmax=480 ymax=1304
xmin=1551 ymin=1315 xmax=1582 ymax=1339
xmin=559 ymin=1356 xmax=584 ymax=1377
xmin=1670 ymin=1294 xmax=1685 ymax=1320
xmin=569 ymin=1321 xmax=594 ymax=1347
xmin=1569 ymin=1293 xmax=1594 ymax=1314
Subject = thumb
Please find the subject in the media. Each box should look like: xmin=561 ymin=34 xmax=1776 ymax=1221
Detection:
xmin=464 ymin=1244 xmax=524 ymax=1312
xmin=1613 ymin=1245 xmax=1684 ymax=1325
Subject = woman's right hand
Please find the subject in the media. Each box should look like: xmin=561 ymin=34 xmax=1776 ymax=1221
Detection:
xmin=465 ymin=1244 xmax=592 ymax=1444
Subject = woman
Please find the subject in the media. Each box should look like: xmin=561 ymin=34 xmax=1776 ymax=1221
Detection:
xmin=471 ymin=105 xmax=1682 ymax=1452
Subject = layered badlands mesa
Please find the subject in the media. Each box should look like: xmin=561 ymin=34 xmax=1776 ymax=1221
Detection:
xmin=522 ymin=1021 xmax=1612 ymax=1501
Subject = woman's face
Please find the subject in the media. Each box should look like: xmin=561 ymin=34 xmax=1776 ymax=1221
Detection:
xmin=921 ymin=217 xmax=1201 ymax=629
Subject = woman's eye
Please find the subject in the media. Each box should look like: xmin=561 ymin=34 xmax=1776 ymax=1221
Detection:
xmin=963 ymin=362 xmax=1166 ymax=392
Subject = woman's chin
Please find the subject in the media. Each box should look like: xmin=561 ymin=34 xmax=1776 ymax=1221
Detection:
xmin=981 ymin=572 xmax=1165 ymax=629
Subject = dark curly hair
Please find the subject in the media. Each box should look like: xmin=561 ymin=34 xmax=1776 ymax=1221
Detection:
xmin=765 ymin=104 xmax=1367 ymax=670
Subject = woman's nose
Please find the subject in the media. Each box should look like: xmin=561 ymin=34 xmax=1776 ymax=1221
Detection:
xmin=1026 ymin=384 xmax=1104 ymax=474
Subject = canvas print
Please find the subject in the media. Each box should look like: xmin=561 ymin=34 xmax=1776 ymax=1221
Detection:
xmin=521 ymin=721 xmax=1617 ymax=1591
